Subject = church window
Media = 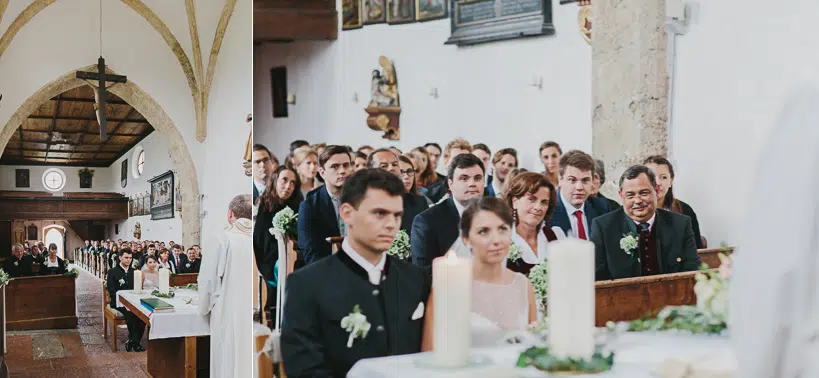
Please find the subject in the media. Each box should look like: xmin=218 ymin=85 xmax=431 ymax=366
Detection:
xmin=137 ymin=150 xmax=145 ymax=175
xmin=42 ymin=168 xmax=66 ymax=192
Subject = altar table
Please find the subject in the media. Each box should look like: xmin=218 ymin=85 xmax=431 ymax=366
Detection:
xmin=117 ymin=289 xmax=209 ymax=378
xmin=347 ymin=332 xmax=735 ymax=378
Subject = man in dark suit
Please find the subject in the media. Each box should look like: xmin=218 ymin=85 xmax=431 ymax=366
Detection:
xmin=591 ymin=165 xmax=700 ymax=280
xmin=411 ymin=153 xmax=485 ymax=268
xmin=425 ymin=139 xmax=473 ymax=203
xmin=171 ymin=244 xmax=188 ymax=271
xmin=252 ymin=144 xmax=278 ymax=203
xmin=548 ymin=150 xmax=611 ymax=239
xmin=282 ymin=169 xmax=431 ymax=378
xmin=179 ymin=248 xmax=200 ymax=273
xmin=297 ymin=145 xmax=353 ymax=264
xmin=367 ymin=148 xmax=428 ymax=236
xmin=4 ymin=244 xmax=28 ymax=277
xmin=105 ymin=248 xmax=146 ymax=352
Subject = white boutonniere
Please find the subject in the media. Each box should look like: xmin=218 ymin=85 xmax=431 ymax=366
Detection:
xmin=132 ymin=262 xmax=138 ymax=269
xmin=14 ymin=261 xmax=18 ymax=266
xmin=118 ymin=278 xmax=125 ymax=286
xmin=186 ymin=263 xmax=191 ymax=268
xmin=619 ymin=232 xmax=639 ymax=258
xmin=507 ymin=243 xmax=522 ymax=263
xmin=340 ymin=305 xmax=371 ymax=348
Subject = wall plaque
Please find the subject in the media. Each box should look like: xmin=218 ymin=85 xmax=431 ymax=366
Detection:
xmin=446 ymin=0 xmax=554 ymax=46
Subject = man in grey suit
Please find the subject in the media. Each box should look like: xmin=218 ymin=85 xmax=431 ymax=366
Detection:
xmin=591 ymin=165 xmax=700 ymax=281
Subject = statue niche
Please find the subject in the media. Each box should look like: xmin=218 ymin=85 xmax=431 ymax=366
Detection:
xmin=365 ymin=56 xmax=401 ymax=141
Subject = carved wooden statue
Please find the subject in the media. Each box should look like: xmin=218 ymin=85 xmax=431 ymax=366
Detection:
xmin=365 ymin=56 xmax=401 ymax=140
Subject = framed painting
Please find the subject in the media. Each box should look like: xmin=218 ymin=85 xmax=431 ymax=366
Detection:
xmin=342 ymin=0 xmax=362 ymax=30
xmin=15 ymin=169 xmax=29 ymax=188
xmin=387 ymin=0 xmax=416 ymax=24
xmin=149 ymin=170 xmax=175 ymax=220
xmin=363 ymin=0 xmax=387 ymax=24
xmin=26 ymin=224 xmax=37 ymax=241
xmin=416 ymin=0 xmax=448 ymax=22
xmin=143 ymin=196 xmax=150 ymax=216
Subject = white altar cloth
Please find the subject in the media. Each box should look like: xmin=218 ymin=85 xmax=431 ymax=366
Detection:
xmin=117 ymin=289 xmax=210 ymax=340
xmin=347 ymin=332 xmax=735 ymax=378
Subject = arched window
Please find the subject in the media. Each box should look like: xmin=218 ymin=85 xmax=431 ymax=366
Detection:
xmin=137 ymin=150 xmax=145 ymax=175
xmin=42 ymin=168 xmax=66 ymax=192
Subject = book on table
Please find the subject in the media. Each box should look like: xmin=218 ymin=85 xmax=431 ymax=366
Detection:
xmin=140 ymin=298 xmax=174 ymax=313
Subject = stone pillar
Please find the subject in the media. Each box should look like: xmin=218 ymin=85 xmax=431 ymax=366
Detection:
xmin=592 ymin=0 xmax=669 ymax=183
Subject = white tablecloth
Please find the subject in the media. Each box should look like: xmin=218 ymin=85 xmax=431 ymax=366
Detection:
xmin=347 ymin=332 xmax=736 ymax=378
xmin=116 ymin=289 xmax=210 ymax=340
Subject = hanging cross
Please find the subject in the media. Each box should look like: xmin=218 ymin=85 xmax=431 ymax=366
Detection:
xmin=76 ymin=56 xmax=127 ymax=141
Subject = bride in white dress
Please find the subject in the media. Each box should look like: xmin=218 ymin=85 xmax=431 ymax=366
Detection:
xmin=422 ymin=197 xmax=538 ymax=350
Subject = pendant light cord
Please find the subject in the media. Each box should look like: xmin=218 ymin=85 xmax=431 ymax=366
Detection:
xmin=99 ymin=0 xmax=102 ymax=56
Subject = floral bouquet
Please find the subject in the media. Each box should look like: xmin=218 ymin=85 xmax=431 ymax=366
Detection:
xmin=507 ymin=243 xmax=522 ymax=264
xmin=0 ymin=269 xmax=9 ymax=287
xmin=528 ymin=261 xmax=548 ymax=310
xmin=63 ymin=268 xmax=80 ymax=278
xmin=387 ymin=230 xmax=411 ymax=260
xmin=271 ymin=207 xmax=298 ymax=239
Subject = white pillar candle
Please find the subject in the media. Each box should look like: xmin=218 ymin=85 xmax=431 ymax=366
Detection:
xmin=548 ymin=239 xmax=595 ymax=360
xmin=133 ymin=270 xmax=143 ymax=292
xmin=432 ymin=251 xmax=472 ymax=367
xmin=158 ymin=269 xmax=170 ymax=294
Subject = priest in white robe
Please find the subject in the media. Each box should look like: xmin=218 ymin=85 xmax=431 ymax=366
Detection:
xmin=199 ymin=194 xmax=254 ymax=378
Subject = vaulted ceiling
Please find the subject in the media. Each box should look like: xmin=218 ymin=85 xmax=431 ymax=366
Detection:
xmin=0 ymin=85 xmax=155 ymax=167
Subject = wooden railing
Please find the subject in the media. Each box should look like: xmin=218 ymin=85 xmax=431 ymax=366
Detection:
xmin=698 ymin=247 xmax=733 ymax=268
xmin=594 ymin=270 xmax=698 ymax=326
xmin=5 ymin=275 xmax=78 ymax=330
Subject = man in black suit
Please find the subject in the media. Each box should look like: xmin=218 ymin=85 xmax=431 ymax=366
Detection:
xmin=548 ymin=150 xmax=611 ymax=239
xmin=425 ymin=138 xmax=473 ymax=203
xmin=4 ymin=244 xmax=27 ymax=277
xmin=252 ymin=144 xmax=279 ymax=203
xmin=179 ymin=248 xmax=200 ymax=273
xmin=282 ymin=168 xmax=431 ymax=378
xmin=105 ymin=248 xmax=147 ymax=352
xmin=411 ymin=153 xmax=485 ymax=268
xmin=297 ymin=145 xmax=353 ymax=264
xmin=367 ymin=148 xmax=429 ymax=236
xmin=591 ymin=165 xmax=700 ymax=280
xmin=171 ymin=244 xmax=188 ymax=271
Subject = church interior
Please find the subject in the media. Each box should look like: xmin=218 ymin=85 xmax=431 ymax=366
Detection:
xmin=0 ymin=0 xmax=252 ymax=377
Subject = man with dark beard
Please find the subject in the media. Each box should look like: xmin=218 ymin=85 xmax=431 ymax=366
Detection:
xmin=590 ymin=165 xmax=700 ymax=280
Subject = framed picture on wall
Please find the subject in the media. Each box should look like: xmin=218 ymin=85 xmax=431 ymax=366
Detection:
xmin=26 ymin=224 xmax=37 ymax=241
xmin=363 ymin=0 xmax=387 ymax=24
xmin=15 ymin=169 xmax=29 ymax=188
xmin=149 ymin=170 xmax=175 ymax=220
xmin=341 ymin=0 xmax=362 ymax=30
xmin=387 ymin=0 xmax=416 ymax=24
xmin=416 ymin=0 xmax=447 ymax=22
xmin=143 ymin=196 xmax=150 ymax=216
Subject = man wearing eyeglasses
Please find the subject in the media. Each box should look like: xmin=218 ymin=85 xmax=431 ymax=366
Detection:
xmin=366 ymin=148 xmax=429 ymax=237
xmin=298 ymin=145 xmax=353 ymax=264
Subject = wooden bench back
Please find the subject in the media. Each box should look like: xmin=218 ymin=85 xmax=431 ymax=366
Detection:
xmin=697 ymin=247 xmax=734 ymax=269
xmin=5 ymin=275 xmax=78 ymax=330
xmin=594 ymin=270 xmax=699 ymax=326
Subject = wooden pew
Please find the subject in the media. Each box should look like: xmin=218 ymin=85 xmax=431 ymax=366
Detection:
xmin=5 ymin=275 xmax=78 ymax=331
xmin=594 ymin=271 xmax=698 ymax=326
xmin=170 ymin=273 xmax=198 ymax=287
xmin=698 ymin=247 xmax=734 ymax=269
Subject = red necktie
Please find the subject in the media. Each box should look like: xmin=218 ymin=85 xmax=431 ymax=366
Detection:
xmin=573 ymin=210 xmax=587 ymax=240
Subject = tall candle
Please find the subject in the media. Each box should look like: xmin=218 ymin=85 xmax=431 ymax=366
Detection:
xmin=548 ymin=239 xmax=595 ymax=360
xmin=133 ymin=270 xmax=143 ymax=292
xmin=432 ymin=251 xmax=472 ymax=367
xmin=158 ymin=269 xmax=170 ymax=294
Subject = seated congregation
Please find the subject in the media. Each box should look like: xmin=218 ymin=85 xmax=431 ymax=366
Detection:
xmin=252 ymin=138 xmax=712 ymax=377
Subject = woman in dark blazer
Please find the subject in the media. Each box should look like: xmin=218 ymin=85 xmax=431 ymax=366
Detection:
xmin=40 ymin=243 xmax=68 ymax=275
xmin=644 ymin=155 xmax=705 ymax=249
xmin=254 ymin=166 xmax=304 ymax=307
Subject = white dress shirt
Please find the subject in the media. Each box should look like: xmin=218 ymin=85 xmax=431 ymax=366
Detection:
xmin=511 ymin=224 xmax=567 ymax=264
xmin=450 ymin=199 xmax=471 ymax=258
xmin=341 ymin=239 xmax=386 ymax=285
xmin=560 ymin=190 xmax=590 ymax=239
xmin=253 ymin=180 xmax=266 ymax=195
xmin=491 ymin=178 xmax=503 ymax=198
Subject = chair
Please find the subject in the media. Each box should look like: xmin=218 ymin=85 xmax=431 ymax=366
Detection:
xmin=102 ymin=284 xmax=126 ymax=351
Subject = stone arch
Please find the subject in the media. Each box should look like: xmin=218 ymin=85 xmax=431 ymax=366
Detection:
xmin=0 ymin=65 xmax=201 ymax=246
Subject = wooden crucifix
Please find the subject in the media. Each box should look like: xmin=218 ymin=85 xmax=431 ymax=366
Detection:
xmin=76 ymin=56 xmax=127 ymax=141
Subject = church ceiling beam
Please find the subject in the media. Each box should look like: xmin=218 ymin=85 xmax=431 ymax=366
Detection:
xmin=17 ymin=128 xmax=23 ymax=157
xmin=90 ymin=108 xmax=136 ymax=161
xmin=51 ymin=97 xmax=129 ymax=106
xmin=26 ymin=114 xmax=149 ymax=123
xmin=44 ymin=94 xmax=62 ymax=162
xmin=67 ymin=118 xmax=96 ymax=162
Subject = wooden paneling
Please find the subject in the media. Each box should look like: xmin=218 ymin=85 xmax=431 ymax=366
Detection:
xmin=5 ymin=275 xmax=78 ymax=331
xmin=254 ymin=0 xmax=338 ymax=42
xmin=170 ymin=273 xmax=198 ymax=287
xmin=595 ymin=271 xmax=698 ymax=326
xmin=0 ymin=194 xmax=128 ymax=221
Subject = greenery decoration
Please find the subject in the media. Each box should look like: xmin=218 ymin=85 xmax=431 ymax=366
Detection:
xmin=387 ymin=230 xmax=411 ymax=260
xmin=0 ymin=269 xmax=9 ymax=287
xmin=63 ymin=268 xmax=79 ymax=278
xmin=516 ymin=346 xmax=614 ymax=374
xmin=151 ymin=290 xmax=175 ymax=299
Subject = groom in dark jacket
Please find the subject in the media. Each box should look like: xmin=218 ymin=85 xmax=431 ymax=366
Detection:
xmin=282 ymin=168 xmax=431 ymax=378
xmin=591 ymin=165 xmax=700 ymax=280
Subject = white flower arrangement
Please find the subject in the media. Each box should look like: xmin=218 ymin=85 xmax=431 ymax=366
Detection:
xmin=119 ymin=278 xmax=126 ymax=286
xmin=694 ymin=254 xmax=732 ymax=322
xmin=507 ymin=243 xmax=522 ymax=263
xmin=528 ymin=261 xmax=549 ymax=308
xmin=619 ymin=232 xmax=639 ymax=257
xmin=272 ymin=207 xmax=298 ymax=238
xmin=387 ymin=230 xmax=411 ymax=260
xmin=0 ymin=269 xmax=10 ymax=287
xmin=340 ymin=305 xmax=371 ymax=348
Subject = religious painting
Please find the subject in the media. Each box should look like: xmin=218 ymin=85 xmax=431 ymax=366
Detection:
xmin=342 ymin=0 xmax=362 ymax=30
xmin=387 ymin=0 xmax=416 ymax=24
xmin=176 ymin=180 xmax=183 ymax=215
xmin=78 ymin=168 xmax=94 ymax=189
xmin=143 ymin=196 xmax=150 ymax=216
xmin=14 ymin=231 xmax=24 ymax=245
xmin=363 ymin=0 xmax=387 ymax=24
xmin=134 ymin=197 xmax=143 ymax=216
xmin=26 ymin=224 xmax=38 ymax=241
xmin=446 ymin=0 xmax=554 ymax=46
xmin=15 ymin=169 xmax=29 ymax=188
xmin=149 ymin=170 xmax=175 ymax=220
xmin=416 ymin=0 xmax=447 ymax=22
xmin=121 ymin=159 xmax=128 ymax=188
xmin=365 ymin=56 xmax=401 ymax=140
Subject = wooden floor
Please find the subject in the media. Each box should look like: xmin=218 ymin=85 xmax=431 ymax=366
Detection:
xmin=6 ymin=268 xmax=149 ymax=377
